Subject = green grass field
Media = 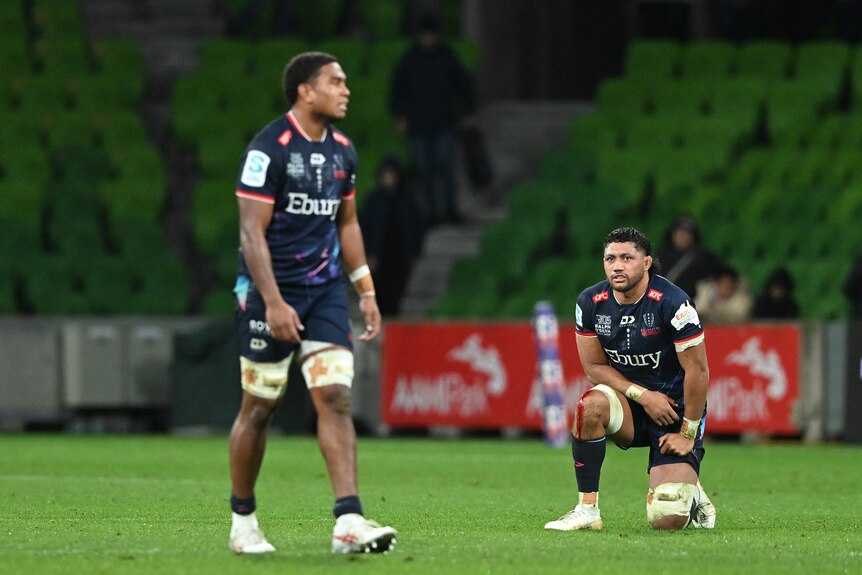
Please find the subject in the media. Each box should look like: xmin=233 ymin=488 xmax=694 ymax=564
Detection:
xmin=0 ymin=435 xmax=860 ymax=574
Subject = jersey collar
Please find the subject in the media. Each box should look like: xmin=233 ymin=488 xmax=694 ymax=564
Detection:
xmin=287 ymin=111 xmax=328 ymax=143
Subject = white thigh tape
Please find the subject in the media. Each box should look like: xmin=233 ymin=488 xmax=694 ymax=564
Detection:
xmin=240 ymin=355 xmax=292 ymax=400
xmin=300 ymin=341 xmax=354 ymax=389
xmin=646 ymin=482 xmax=698 ymax=526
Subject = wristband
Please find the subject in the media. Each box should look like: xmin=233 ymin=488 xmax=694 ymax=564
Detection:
xmin=359 ymin=291 xmax=376 ymax=298
xmin=680 ymin=417 xmax=701 ymax=440
xmin=348 ymin=265 xmax=370 ymax=283
xmin=624 ymin=384 xmax=645 ymax=403
xmin=349 ymin=264 xmax=375 ymax=296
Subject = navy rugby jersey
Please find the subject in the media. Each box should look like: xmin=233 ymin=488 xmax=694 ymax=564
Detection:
xmin=575 ymin=274 xmax=705 ymax=402
xmin=235 ymin=111 xmax=358 ymax=286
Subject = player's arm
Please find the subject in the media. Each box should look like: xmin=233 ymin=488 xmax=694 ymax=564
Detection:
xmin=576 ymin=334 xmax=680 ymax=426
xmin=659 ymin=342 xmax=709 ymax=456
xmin=336 ymin=197 xmax=380 ymax=341
xmin=238 ymin=197 xmax=304 ymax=342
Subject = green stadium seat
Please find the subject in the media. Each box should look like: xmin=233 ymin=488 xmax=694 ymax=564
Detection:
xmin=366 ymin=39 xmax=411 ymax=80
xmin=596 ymin=147 xmax=652 ymax=206
xmin=766 ymin=80 xmax=834 ymax=142
xmin=199 ymin=38 xmax=253 ymax=78
xmin=568 ymin=113 xmax=615 ymax=151
xmin=736 ymin=41 xmax=792 ymax=79
xmin=130 ymin=255 xmax=190 ymax=315
xmin=46 ymin=113 xmax=101 ymax=153
xmin=795 ymin=41 xmax=850 ymax=85
xmin=708 ymin=79 xmax=766 ymax=127
xmin=624 ymin=40 xmax=680 ymax=80
xmin=596 ymin=78 xmax=649 ymax=123
xmin=25 ymin=255 xmax=89 ymax=315
xmin=202 ymin=288 xmax=236 ymax=316
xmin=359 ymin=0 xmax=403 ymax=42
xmin=681 ymin=41 xmax=736 ymax=78
xmin=0 ymin=40 xmax=32 ymax=80
xmin=34 ymin=37 xmax=92 ymax=77
xmin=15 ymin=76 xmax=71 ymax=113
xmin=253 ymin=38 xmax=311 ymax=80
xmin=80 ymin=256 xmax=135 ymax=315
xmin=294 ymin=0 xmax=344 ymax=42
xmin=651 ymin=80 xmax=712 ymax=116
xmin=316 ymin=39 xmax=367 ymax=78
xmin=624 ymin=115 xmax=684 ymax=149
xmin=73 ymin=74 xmax=141 ymax=112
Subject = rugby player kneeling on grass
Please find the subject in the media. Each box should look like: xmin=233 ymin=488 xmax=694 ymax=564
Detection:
xmin=545 ymin=227 xmax=716 ymax=532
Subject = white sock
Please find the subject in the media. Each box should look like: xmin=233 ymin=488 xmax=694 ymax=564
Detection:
xmin=232 ymin=511 xmax=259 ymax=529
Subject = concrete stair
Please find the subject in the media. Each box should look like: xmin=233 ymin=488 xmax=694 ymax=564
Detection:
xmin=399 ymin=100 xmax=593 ymax=319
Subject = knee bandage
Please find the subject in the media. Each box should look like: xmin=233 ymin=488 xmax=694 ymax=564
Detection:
xmin=646 ymin=483 xmax=698 ymax=526
xmin=299 ymin=341 xmax=354 ymax=389
xmin=240 ymin=355 xmax=292 ymax=400
xmin=588 ymin=384 xmax=624 ymax=435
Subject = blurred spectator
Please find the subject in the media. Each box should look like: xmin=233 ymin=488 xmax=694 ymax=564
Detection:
xmin=752 ymin=267 xmax=799 ymax=319
xmin=358 ymin=156 xmax=424 ymax=316
xmin=695 ymin=265 xmax=753 ymax=324
xmin=843 ymin=253 xmax=862 ymax=318
xmin=657 ymin=215 xmax=724 ymax=300
xmin=390 ymin=13 xmax=477 ymax=226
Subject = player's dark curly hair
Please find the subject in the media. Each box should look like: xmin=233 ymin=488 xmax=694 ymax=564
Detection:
xmin=283 ymin=51 xmax=338 ymax=105
xmin=604 ymin=227 xmax=662 ymax=276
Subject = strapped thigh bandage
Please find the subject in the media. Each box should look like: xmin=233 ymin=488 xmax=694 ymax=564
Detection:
xmin=588 ymin=384 xmax=624 ymax=435
xmin=299 ymin=341 xmax=354 ymax=389
xmin=240 ymin=355 xmax=292 ymax=400
xmin=646 ymin=482 xmax=698 ymax=526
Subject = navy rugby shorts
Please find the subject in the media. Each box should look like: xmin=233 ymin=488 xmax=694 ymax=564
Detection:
xmin=622 ymin=398 xmax=706 ymax=476
xmin=234 ymin=275 xmax=353 ymax=363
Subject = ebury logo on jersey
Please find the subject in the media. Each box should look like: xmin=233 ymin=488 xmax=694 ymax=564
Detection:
xmin=285 ymin=192 xmax=341 ymax=220
xmin=592 ymin=291 xmax=609 ymax=303
xmin=604 ymin=348 xmax=662 ymax=369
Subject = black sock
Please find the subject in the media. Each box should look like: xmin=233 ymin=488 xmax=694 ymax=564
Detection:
xmin=572 ymin=435 xmax=606 ymax=494
xmin=333 ymin=495 xmax=363 ymax=518
xmin=231 ymin=494 xmax=256 ymax=515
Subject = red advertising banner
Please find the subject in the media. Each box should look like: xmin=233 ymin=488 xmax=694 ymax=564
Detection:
xmin=381 ymin=322 xmax=800 ymax=435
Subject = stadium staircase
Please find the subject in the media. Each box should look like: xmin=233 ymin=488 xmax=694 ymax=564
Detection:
xmin=400 ymin=101 xmax=591 ymax=318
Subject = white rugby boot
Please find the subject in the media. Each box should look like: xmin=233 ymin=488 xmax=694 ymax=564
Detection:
xmin=692 ymin=481 xmax=716 ymax=529
xmin=544 ymin=504 xmax=603 ymax=531
xmin=331 ymin=513 xmax=397 ymax=554
xmin=229 ymin=513 xmax=276 ymax=554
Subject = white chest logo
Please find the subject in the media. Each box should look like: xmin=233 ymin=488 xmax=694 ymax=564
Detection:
xmin=240 ymin=150 xmax=270 ymax=187
xmin=310 ymin=153 xmax=326 ymax=166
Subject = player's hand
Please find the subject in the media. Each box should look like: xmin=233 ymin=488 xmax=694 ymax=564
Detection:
xmin=266 ymin=300 xmax=304 ymax=343
xmin=658 ymin=433 xmax=695 ymax=456
xmin=358 ymin=294 xmax=381 ymax=341
xmin=639 ymin=390 xmax=680 ymax=426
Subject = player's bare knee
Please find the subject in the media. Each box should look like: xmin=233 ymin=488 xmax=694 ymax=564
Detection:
xmin=574 ymin=389 xmax=610 ymax=438
xmin=317 ymin=384 xmax=352 ymax=416
xmin=240 ymin=395 xmax=279 ymax=429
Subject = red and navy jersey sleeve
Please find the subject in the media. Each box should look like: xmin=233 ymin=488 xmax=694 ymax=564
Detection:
xmin=654 ymin=277 xmax=705 ymax=352
xmin=575 ymin=282 xmax=608 ymax=338
xmin=235 ymin=131 xmax=284 ymax=205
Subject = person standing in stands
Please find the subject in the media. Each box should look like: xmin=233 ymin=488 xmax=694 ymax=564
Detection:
xmin=228 ymin=52 xmax=396 ymax=555
xmin=390 ymin=13 xmax=477 ymax=226
xmin=657 ymin=215 xmax=724 ymax=300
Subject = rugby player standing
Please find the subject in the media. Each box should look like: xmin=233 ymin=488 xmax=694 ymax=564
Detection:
xmin=227 ymin=52 xmax=396 ymax=554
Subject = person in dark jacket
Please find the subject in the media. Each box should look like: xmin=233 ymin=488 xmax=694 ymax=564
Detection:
xmin=752 ymin=267 xmax=799 ymax=319
xmin=390 ymin=14 xmax=476 ymax=226
xmin=359 ymin=156 xmax=424 ymax=316
xmin=657 ymin=215 xmax=724 ymax=300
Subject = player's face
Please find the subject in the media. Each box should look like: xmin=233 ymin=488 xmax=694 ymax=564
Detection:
xmin=603 ymin=242 xmax=652 ymax=294
xmin=307 ymin=62 xmax=350 ymax=121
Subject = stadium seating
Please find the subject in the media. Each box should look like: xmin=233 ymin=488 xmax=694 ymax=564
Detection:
xmin=430 ymin=38 xmax=860 ymax=320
